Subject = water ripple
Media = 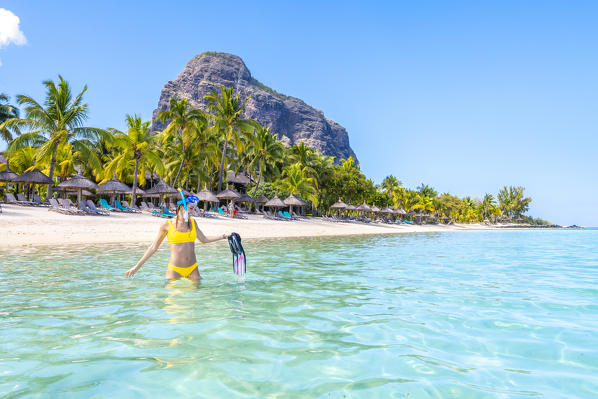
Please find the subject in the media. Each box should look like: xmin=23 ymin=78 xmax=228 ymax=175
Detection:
xmin=1 ymin=230 xmax=597 ymax=398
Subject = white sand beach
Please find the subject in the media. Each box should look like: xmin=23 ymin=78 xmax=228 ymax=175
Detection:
xmin=0 ymin=204 xmax=504 ymax=249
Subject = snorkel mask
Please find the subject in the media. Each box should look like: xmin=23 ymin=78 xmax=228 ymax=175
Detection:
xmin=176 ymin=188 xmax=199 ymax=222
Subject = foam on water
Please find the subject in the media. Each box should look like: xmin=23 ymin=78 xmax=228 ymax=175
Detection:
xmin=1 ymin=229 xmax=597 ymax=398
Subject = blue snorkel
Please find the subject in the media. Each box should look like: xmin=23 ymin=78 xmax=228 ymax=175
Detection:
xmin=176 ymin=188 xmax=199 ymax=222
xmin=177 ymin=188 xmax=189 ymax=222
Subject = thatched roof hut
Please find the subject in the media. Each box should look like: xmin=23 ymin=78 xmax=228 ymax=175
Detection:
xmin=216 ymin=189 xmax=241 ymax=200
xmin=98 ymin=178 xmax=131 ymax=194
xmin=253 ymin=195 xmax=269 ymax=204
xmin=144 ymin=179 xmax=177 ymax=195
xmin=356 ymin=202 xmax=371 ymax=212
xmin=14 ymin=169 xmax=52 ymax=184
xmin=0 ymin=165 xmax=19 ymax=183
xmin=195 ymin=187 xmax=219 ymax=203
xmin=58 ymin=174 xmax=99 ymax=190
xmin=264 ymin=196 xmax=286 ymax=208
xmin=238 ymin=193 xmax=254 ymax=203
xmin=227 ymin=171 xmax=251 ymax=184
xmin=283 ymin=194 xmax=306 ymax=207
xmin=330 ymin=198 xmax=347 ymax=209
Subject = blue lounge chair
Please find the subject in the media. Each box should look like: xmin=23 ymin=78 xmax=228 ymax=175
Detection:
xmin=278 ymin=210 xmax=291 ymax=219
xmin=283 ymin=211 xmax=296 ymax=220
xmin=114 ymin=200 xmax=132 ymax=212
xmin=99 ymin=198 xmax=119 ymax=212
xmin=218 ymin=207 xmax=229 ymax=216
xmin=152 ymin=205 xmax=175 ymax=218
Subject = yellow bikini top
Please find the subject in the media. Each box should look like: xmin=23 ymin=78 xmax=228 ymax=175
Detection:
xmin=167 ymin=218 xmax=197 ymax=244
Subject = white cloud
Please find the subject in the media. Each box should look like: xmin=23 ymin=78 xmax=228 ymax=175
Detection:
xmin=0 ymin=8 xmax=27 ymax=49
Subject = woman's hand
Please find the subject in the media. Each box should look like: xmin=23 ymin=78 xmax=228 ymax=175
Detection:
xmin=125 ymin=265 xmax=140 ymax=277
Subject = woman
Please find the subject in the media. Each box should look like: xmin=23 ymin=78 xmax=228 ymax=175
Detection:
xmin=125 ymin=201 xmax=230 ymax=282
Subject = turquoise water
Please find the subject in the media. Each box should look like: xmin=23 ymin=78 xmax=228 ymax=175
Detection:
xmin=1 ymin=229 xmax=597 ymax=398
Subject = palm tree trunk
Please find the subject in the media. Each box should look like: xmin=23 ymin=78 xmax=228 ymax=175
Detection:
xmin=217 ymin=137 xmax=229 ymax=192
xmin=173 ymin=144 xmax=186 ymax=188
xmin=46 ymin=147 xmax=58 ymax=199
xmin=131 ymin=157 xmax=139 ymax=205
xmin=252 ymin=168 xmax=261 ymax=197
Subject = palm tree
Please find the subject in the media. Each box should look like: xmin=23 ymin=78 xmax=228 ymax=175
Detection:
xmin=5 ymin=145 xmax=36 ymax=174
xmin=380 ymin=175 xmax=403 ymax=195
xmin=479 ymin=193 xmax=495 ymax=220
xmin=0 ymin=93 xmax=19 ymax=142
xmin=157 ymin=98 xmax=206 ymax=187
xmin=103 ymin=115 xmax=164 ymax=204
xmin=205 ymin=85 xmax=258 ymax=191
xmin=1 ymin=76 xmax=106 ymax=198
xmin=275 ymin=163 xmax=318 ymax=207
xmin=413 ymin=195 xmax=435 ymax=214
xmin=288 ymin=141 xmax=317 ymax=175
xmin=417 ymin=183 xmax=438 ymax=198
xmin=247 ymin=125 xmax=284 ymax=196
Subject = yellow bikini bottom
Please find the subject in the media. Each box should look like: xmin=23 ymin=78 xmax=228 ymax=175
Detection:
xmin=168 ymin=262 xmax=198 ymax=277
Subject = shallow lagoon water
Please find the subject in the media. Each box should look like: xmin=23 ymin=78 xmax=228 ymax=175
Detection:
xmin=1 ymin=229 xmax=597 ymax=398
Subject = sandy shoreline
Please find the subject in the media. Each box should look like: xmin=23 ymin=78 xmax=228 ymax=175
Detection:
xmin=0 ymin=204 xmax=504 ymax=249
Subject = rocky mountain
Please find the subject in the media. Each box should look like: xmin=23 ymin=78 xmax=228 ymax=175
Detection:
xmin=152 ymin=52 xmax=357 ymax=162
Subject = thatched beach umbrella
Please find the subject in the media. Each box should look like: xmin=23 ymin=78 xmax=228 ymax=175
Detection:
xmin=216 ymin=189 xmax=241 ymax=200
xmin=370 ymin=205 xmax=381 ymax=213
xmin=144 ymin=179 xmax=177 ymax=208
xmin=284 ymin=194 xmax=306 ymax=216
xmin=254 ymin=194 xmax=269 ymax=204
xmin=98 ymin=178 xmax=131 ymax=194
xmin=0 ymin=164 xmax=19 ymax=183
xmin=58 ymin=174 xmax=99 ymax=208
xmin=330 ymin=198 xmax=347 ymax=210
xmin=195 ymin=186 xmax=220 ymax=210
xmin=14 ymin=168 xmax=53 ymax=200
xmin=238 ymin=193 xmax=254 ymax=203
xmin=0 ymin=162 xmax=19 ymax=197
xmin=264 ymin=195 xmax=286 ymax=208
xmin=380 ymin=206 xmax=393 ymax=214
xmin=253 ymin=194 xmax=269 ymax=212
xmin=356 ymin=202 xmax=371 ymax=212
xmin=344 ymin=204 xmax=357 ymax=216
xmin=196 ymin=187 xmax=219 ymax=203
xmin=14 ymin=168 xmax=52 ymax=185
xmin=217 ymin=188 xmax=241 ymax=211
xmin=227 ymin=171 xmax=251 ymax=185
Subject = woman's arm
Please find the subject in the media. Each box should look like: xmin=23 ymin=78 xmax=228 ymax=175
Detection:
xmin=195 ymin=222 xmax=229 ymax=243
xmin=125 ymin=222 xmax=168 ymax=277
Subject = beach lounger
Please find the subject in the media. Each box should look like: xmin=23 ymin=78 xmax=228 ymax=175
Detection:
xmin=5 ymin=193 xmax=30 ymax=206
xmin=139 ymin=201 xmax=153 ymax=212
xmin=218 ymin=207 xmax=229 ymax=216
xmin=283 ymin=211 xmax=296 ymax=220
xmin=59 ymin=198 xmax=85 ymax=215
xmin=49 ymin=198 xmax=74 ymax=215
xmin=99 ymin=198 xmax=120 ymax=212
xmin=17 ymin=193 xmax=37 ymax=206
xmin=80 ymin=200 xmax=99 ymax=215
xmin=79 ymin=200 xmax=103 ymax=215
xmin=122 ymin=200 xmax=141 ymax=213
xmin=152 ymin=205 xmax=175 ymax=218
xmin=33 ymin=194 xmax=50 ymax=207
xmin=115 ymin=200 xmax=138 ymax=213
xmin=86 ymin=200 xmax=110 ymax=215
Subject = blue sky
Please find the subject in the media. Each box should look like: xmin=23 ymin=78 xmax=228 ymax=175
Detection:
xmin=1 ymin=1 xmax=597 ymax=226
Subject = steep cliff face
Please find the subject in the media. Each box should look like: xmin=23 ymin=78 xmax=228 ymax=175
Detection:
xmin=152 ymin=52 xmax=357 ymax=162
